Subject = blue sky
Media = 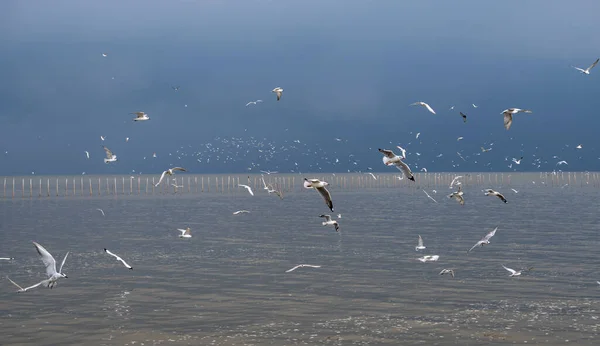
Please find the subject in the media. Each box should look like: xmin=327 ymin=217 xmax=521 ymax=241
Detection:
xmin=1 ymin=1 xmax=599 ymax=175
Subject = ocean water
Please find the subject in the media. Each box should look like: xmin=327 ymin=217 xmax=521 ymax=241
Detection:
xmin=1 ymin=173 xmax=600 ymax=345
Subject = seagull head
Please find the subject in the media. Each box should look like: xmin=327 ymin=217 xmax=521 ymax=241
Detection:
xmin=61 ymin=273 xmax=68 ymax=278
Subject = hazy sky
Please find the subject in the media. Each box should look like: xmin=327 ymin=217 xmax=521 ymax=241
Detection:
xmin=1 ymin=1 xmax=600 ymax=175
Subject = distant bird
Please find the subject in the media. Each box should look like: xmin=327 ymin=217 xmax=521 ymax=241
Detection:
xmin=102 ymin=53 xmax=107 ymax=57
xmin=576 ymin=144 xmax=583 ymax=149
xmin=233 ymin=210 xmax=250 ymax=215
xmin=417 ymin=255 xmax=439 ymax=262
xmin=502 ymin=265 xmax=533 ymax=277
xmin=260 ymin=170 xmax=278 ymax=175
xmin=272 ymin=87 xmax=283 ymax=101
xmin=416 ymin=132 xmax=421 ymax=139
xmin=155 ymin=167 xmax=187 ymax=186
xmin=481 ymin=147 xmax=492 ymax=153
xmin=484 ymin=189 xmax=507 ymax=203
xmin=448 ymin=186 xmax=465 ymax=205
xmin=131 ymin=112 xmax=150 ymax=121
xmin=472 ymin=104 xmax=478 ymax=108
xmin=285 ymin=264 xmax=321 ymax=273
xmin=177 ymin=228 xmax=192 ymax=238
xmin=511 ymin=188 xmax=519 ymax=193
xmin=501 ymin=108 xmax=532 ymax=130
xmin=337 ymin=214 xmax=342 ymax=219
xmin=457 ymin=137 xmax=464 ymax=141
xmin=103 ymin=146 xmax=117 ymax=164
xmin=556 ymin=160 xmax=568 ymax=166
xmin=84 ymin=151 xmax=90 ymax=159
xmin=449 ymin=176 xmax=463 ymax=189
xmin=103 ymin=249 xmax=133 ymax=270
xmin=0 ymin=257 xmax=14 ymax=261
xmin=238 ymin=184 xmax=254 ymax=196
xmin=96 ymin=208 xmax=105 ymax=217
xmin=422 ymin=190 xmax=438 ymax=203
xmin=512 ymin=157 xmax=523 ymax=165
xmin=439 ymin=269 xmax=455 ymax=277
xmin=571 ymin=58 xmax=599 ymax=75
xmin=410 ymin=101 xmax=436 ymax=114
xmin=304 ymin=178 xmax=334 ymax=212
xmin=7 ymin=277 xmax=47 ymax=293
xmin=468 ymin=227 xmax=498 ymax=253
xmin=460 ymin=112 xmax=467 ymax=123
xmin=245 ymin=100 xmax=263 ymax=106
xmin=379 ymin=148 xmax=415 ymax=181
xmin=100 ymin=136 xmax=105 ymax=141
xmin=172 ymin=86 xmax=180 ymax=91
xmin=366 ymin=172 xmax=377 ymax=180
xmin=415 ymin=235 xmax=426 ymax=251
xmin=320 ymin=214 xmax=339 ymax=232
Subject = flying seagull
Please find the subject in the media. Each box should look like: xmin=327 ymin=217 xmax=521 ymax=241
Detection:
xmin=7 ymin=277 xmax=47 ymax=293
xmin=172 ymin=86 xmax=180 ymax=91
xmin=304 ymin=178 xmax=334 ymax=212
xmin=233 ymin=210 xmax=250 ymax=215
xmin=13 ymin=242 xmax=70 ymax=292
xmin=366 ymin=172 xmax=377 ymax=180
xmin=130 ymin=112 xmax=150 ymax=121
xmin=448 ymin=186 xmax=465 ymax=205
xmin=512 ymin=157 xmax=523 ymax=165
xmin=460 ymin=112 xmax=467 ymax=123
xmin=177 ymin=228 xmax=192 ymax=238
xmin=238 ymin=184 xmax=254 ymax=196
xmin=84 ymin=151 xmax=90 ymax=159
xmin=245 ymin=100 xmax=263 ymax=106
xmin=481 ymin=147 xmax=492 ymax=153
xmin=571 ymin=58 xmax=599 ymax=75
xmin=468 ymin=227 xmax=498 ymax=253
xmin=379 ymin=148 xmax=415 ymax=181
xmin=0 ymin=257 xmax=14 ymax=261
xmin=155 ymin=167 xmax=187 ymax=186
xmin=103 ymin=146 xmax=117 ymax=164
xmin=439 ymin=269 xmax=455 ymax=277
xmin=415 ymin=235 xmax=426 ymax=251
xmin=502 ymin=265 xmax=533 ymax=277
xmin=96 ymin=208 xmax=105 ymax=216
xmin=103 ymin=249 xmax=133 ymax=270
xmin=422 ymin=190 xmax=438 ymax=203
xmin=501 ymin=108 xmax=532 ymax=130
xmin=285 ymin=264 xmax=321 ymax=273
xmin=484 ymin=189 xmax=507 ymax=203
xmin=272 ymin=87 xmax=283 ymax=101
xmin=417 ymin=255 xmax=439 ymax=262
xmin=410 ymin=101 xmax=436 ymax=114
xmin=320 ymin=214 xmax=340 ymax=232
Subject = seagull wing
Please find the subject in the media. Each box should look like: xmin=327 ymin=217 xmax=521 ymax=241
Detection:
xmin=316 ymin=186 xmax=334 ymax=212
xmin=468 ymin=241 xmax=482 ymax=252
xmin=396 ymin=146 xmax=407 ymax=159
xmin=58 ymin=252 xmax=69 ymax=273
xmin=378 ymin=148 xmax=396 ymax=159
xmin=572 ymin=66 xmax=586 ymax=73
xmin=587 ymin=58 xmax=599 ymax=71
xmin=502 ymin=265 xmax=517 ymax=275
xmin=395 ymin=160 xmax=415 ymax=181
xmin=418 ymin=235 xmax=424 ymax=247
xmin=503 ymin=113 xmax=513 ymax=130
xmin=177 ymin=229 xmax=187 ymax=235
xmin=171 ymin=167 xmax=187 ymax=172
xmin=286 ymin=265 xmax=301 ymax=273
xmin=103 ymin=146 xmax=114 ymax=159
xmin=496 ymin=193 xmax=507 ymax=203
xmin=239 ymin=184 xmax=254 ymax=196
xmin=320 ymin=214 xmax=332 ymax=222
xmin=33 ymin=242 xmax=57 ymax=277
xmin=7 ymin=277 xmax=44 ymax=292
xmin=155 ymin=171 xmax=167 ymax=186
xmin=424 ymin=103 xmax=436 ymax=114
xmin=483 ymin=227 xmax=498 ymax=241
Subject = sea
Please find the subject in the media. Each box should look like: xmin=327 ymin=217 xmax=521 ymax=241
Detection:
xmin=1 ymin=173 xmax=599 ymax=345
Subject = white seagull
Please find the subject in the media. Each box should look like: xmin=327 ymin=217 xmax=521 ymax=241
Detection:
xmin=96 ymin=208 xmax=105 ymax=216
xmin=272 ymin=87 xmax=284 ymax=101
xmin=12 ymin=242 xmax=69 ymax=292
xmin=576 ymin=144 xmax=583 ymax=149
xmin=484 ymin=189 xmax=507 ymax=203
xmin=395 ymin=146 xmax=407 ymax=159
xmin=556 ymin=160 xmax=568 ymax=166
xmin=410 ymin=101 xmax=436 ymax=114
xmin=571 ymin=58 xmax=599 ymax=75
xmin=238 ymin=184 xmax=254 ymax=196
xmin=449 ymin=176 xmax=463 ymax=189
xmin=177 ymin=228 xmax=192 ymax=238
xmin=512 ymin=157 xmax=523 ymax=165
xmin=155 ymin=167 xmax=187 ymax=186
xmin=417 ymin=255 xmax=439 ymax=262
xmin=468 ymin=227 xmax=498 ymax=253
xmin=304 ymin=178 xmax=334 ymax=212
xmin=104 ymin=249 xmax=133 ymax=270
xmin=439 ymin=269 xmax=455 ymax=277
xmin=285 ymin=264 xmax=321 ymax=273
xmin=501 ymin=108 xmax=532 ymax=130
xmin=415 ymin=235 xmax=426 ymax=251
xmin=502 ymin=265 xmax=533 ymax=277
xmin=245 ymin=100 xmax=263 ymax=106
xmin=422 ymin=190 xmax=438 ymax=203
xmin=103 ymin=146 xmax=117 ymax=164
xmin=131 ymin=112 xmax=150 ymax=121
xmin=379 ymin=148 xmax=415 ymax=181
xmin=0 ymin=257 xmax=14 ymax=260
xmin=320 ymin=214 xmax=340 ymax=232
xmin=448 ymin=186 xmax=465 ymax=205
xmin=511 ymin=188 xmax=519 ymax=193
xmin=233 ymin=210 xmax=250 ymax=215
xmin=366 ymin=172 xmax=377 ymax=180
xmin=84 ymin=151 xmax=90 ymax=159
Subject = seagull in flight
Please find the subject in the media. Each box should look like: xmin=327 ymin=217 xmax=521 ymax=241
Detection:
xmin=304 ymin=178 xmax=334 ymax=212
xmin=84 ymin=151 xmax=90 ymax=159
xmin=472 ymin=104 xmax=478 ymax=108
xmin=10 ymin=242 xmax=69 ymax=292
xmin=415 ymin=235 xmax=426 ymax=251
xmin=422 ymin=190 xmax=438 ymax=203
xmin=556 ymin=160 xmax=568 ymax=166
xmin=102 ymin=53 xmax=108 ymax=57
xmin=395 ymin=146 xmax=407 ymax=159
xmin=501 ymin=108 xmax=532 ymax=130
xmin=320 ymin=214 xmax=340 ymax=232
xmin=245 ymin=100 xmax=263 ymax=106
xmin=96 ymin=208 xmax=105 ymax=216
xmin=379 ymin=148 xmax=415 ymax=181
xmin=104 ymin=249 xmax=133 ymax=270
xmin=449 ymin=176 xmax=463 ymax=189
xmin=460 ymin=112 xmax=467 ymax=123
xmin=260 ymin=170 xmax=278 ymax=174
xmin=0 ymin=257 xmax=14 ymax=261
xmin=410 ymin=101 xmax=436 ymax=114
xmin=468 ymin=227 xmax=498 ymax=253
xmin=502 ymin=265 xmax=533 ymax=277
xmin=366 ymin=172 xmax=377 ymax=180
xmin=130 ymin=112 xmax=150 ymax=121
xmin=285 ymin=264 xmax=321 ymax=273
xmin=511 ymin=188 xmax=519 ymax=193
xmin=484 ymin=189 xmax=507 ymax=203
xmin=439 ymin=269 xmax=455 ymax=277
xmin=172 ymin=86 xmax=180 ymax=91
xmin=512 ymin=157 xmax=523 ymax=165
xmin=448 ymin=186 xmax=465 ymax=205
xmin=417 ymin=255 xmax=439 ymax=262
xmin=481 ymin=147 xmax=492 ymax=153
xmin=177 ymin=228 xmax=192 ymax=238
xmin=103 ymin=146 xmax=117 ymax=164
xmin=272 ymin=87 xmax=284 ymax=101
xmin=233 ymin=210 xmax=250 ymax=215
xmin=155 ymin=167 xmax=187 ymax=186
xmin=238 ymin=184 xmax=254 ymax=196
xmin=571 ymin=58 xmax=599 ymax=75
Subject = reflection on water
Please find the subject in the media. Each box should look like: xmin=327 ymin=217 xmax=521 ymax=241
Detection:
xmin=1 ymin=173 xmax=600 ymax=345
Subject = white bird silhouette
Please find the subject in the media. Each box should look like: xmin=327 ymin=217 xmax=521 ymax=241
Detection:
xmin=501 ymin=108 xmax=532 ymax=130
xmin=238 ymin=184 xmax=254 ymax=196
xmin=103 ymin=146 xmax=117 ymax=163
xmin=512 ymin=157 xmax=523 ymax=165
xmin=96 ymin=208 xmax=105 ymax=216
xmin=320 ymin=214 xmax=339 ymax=232
xmin=556 ymin=160 xmax=568 ymax=166
xmin=417 ymin=255 xmax=439 ymax=262
xmin=285 ymin=264 xmax=321 ymax=273
xmin=511 ymin=188 xmax=519 ymax=193
xmin=410 ymin=101 xmax=436 ymax=114
xmin=484 ymin=189 xmax=507 ymax=203
xmin=502 ymin=265 xmax=533 ymax=277
xmin=422 ymin=190 xmax=438 ymax=203
xmin=131 ymin=112 xmax=150 ymax=121
xmin=304 ymin=178 xmax=334 ymax=212
xmin=439 ymin=269 xmax=455 ymax=277
xmin=272 ymin=87 xmax=283 ymax=101
xmin=366 ymin=172 xmax=377 ymax=180
xmin=84 ymin=151 xmax=90 ymax=159
xmin=155 ymin=167 xmax=187 ymax=186
xmin=177 ymin=228 xmax=192 ymax=238
xmin=448 ymin=186 xmax=465 ymax=205
xmin=571 ymin=58 xmax=599 ymax=75
xmin=245 ymin=100 xmax=263 ymax=106
xmin=415 ymin=235 xmax=426 ymax=251
xmin=104 ymin=249 xmax=133 ymax=269
xmin=233 ymin=210 xmax=250 ymax=215
xmin=468 ymin=227 xmax=498 ymax=253
xmin=379 ymin=148 xmax=415 ymax=181
xmin=16 ymin=242 xmax=69 ymax=292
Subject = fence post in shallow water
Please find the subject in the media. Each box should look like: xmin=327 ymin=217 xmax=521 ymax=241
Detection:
xmin=3 ymin=178 xmax=5 ymax=198
xmin=113 ymin=177 xmax=117 ymax=195
xmin=29 ymin=179 xmax=32 ymax=198
xmin=21 ymin=178 xmax=24 ymax=198
xmin=39 ymin=178 xmax=42 ymax=197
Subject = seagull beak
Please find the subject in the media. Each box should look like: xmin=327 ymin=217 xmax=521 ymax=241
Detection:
xmin=64 ymin=275 xmax=68 ymax=278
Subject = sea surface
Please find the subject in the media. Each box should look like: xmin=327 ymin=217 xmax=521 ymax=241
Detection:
xmin=1 ymin=173 xmax=600 ymax=345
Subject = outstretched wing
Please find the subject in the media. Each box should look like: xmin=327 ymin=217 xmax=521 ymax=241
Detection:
xmin=320 ymin=214 xmax=332 ymax=222
xmin=378 ymin=148 xmax=395 ymax=159
xmin=33 ymin=242 xmax=57 ymax=277
xmin=418 ymin=235 xmax=424 ymax=247
xmin=103 ymin=146 xmax=114 ymax=159
xmin=316 ymin=186 xmax=334 ymax=212
xmin=172 ymin=167 xmax=186 ymax=172
xmin=504 ymin=113 xmax=513 ymax=130
xmin=59 ymin=252 xmax=69 ymax=273
xmin=424 ymin=103 xmax=436 ymax=114
xmin=483 ymin=227 xmax=498 ymax=241
xmin=587 ymin=58 xmax=599 ymax=71
xmin=396 ymin=160 xmax=414 ymax=181
xmin=468 ymin=241 xmax=481 ymax=253
xmin=496 ymin=193 xmax=507 ymax=203
xmin=502 ymin=265 xmax=517 ymax=275
xmin=155 ymin=171 xmax=167 ymax=186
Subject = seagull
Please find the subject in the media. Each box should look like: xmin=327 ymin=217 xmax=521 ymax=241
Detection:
xmin=501 ymin=108 xmax=532 ymax=130
xmin=102 ymin=53 xmax=107 ymax=57
xmin=460 ymin=112 xmax=467 ymax=123
xmin=155 ymin=167 xmax=187 ymax=186
xmin=233 ymin=210 xmax=250 ymax=215
xmin=96 ymin=208 xmax=105 ymax=216
xmin=571 ymin=58 xmax=599 ymax=75
xmin=468 ymin=227 xmax=498 ymax=253
xmin=100 ymin=136 xmax=105 ymax=141
xmin=457 ymin=137 xmax=464 ymax=141
xmin=439 ymin=269 xmax=455 ymax=277
xmin=556 ymin=160 xmax=568 ymax=166
xmin=172 ymin=86 xmax=180 ymax=91
xmin=511 ymin=188 xmax=519 ymax=193
xmin=238 ymin=184 xmax=254 ymax=196
xmin=481 ymin=147 xmax=492 ymax=153
xmin=337 ymin=214 xmax=342 ymax=219
xmin=379 ymin=148 xmax=415 ymax=181
xmin=448 ymin=186 xmax=465 ymax=205
xmin=422 ymin=190 xmax=438 ymax=203
xmin=304 ymin=178 xmax=334 ymax=212
xmin=417 ymin=255 xmax=439 ymax=262
xmin=502 ymin=265 xmax=533 ymax=277
xmin=0 ymin=257 xmax=14 ymax=261
xmin=366 ymin=172 xmax=377 ymax=180
xmin=320 ymin=214 xmax=339 ymax=232
xmin=177 ymin=228 xmax=192 ymax=238
xmin=130 ymin=112 xmax=150 ymax=121
xmin=395 ymin=146 xmax=407 ymax=159
xmin=14 ymin=242 xmax=69 ymax=291
xmin=416 ymin=132 xmax=421 ymax=139
xmin=245 ymin=100 xmax=263 ymax=106
xmin=576 ymin=144 xmax=583 ymax=149
xmin=472 ymin=104 xmax=478 ymax=108
xmin=415 ymin=235 xmax=426 ymax=251
xmin=103 ymin=249 xmax=133 ymax=270
xmin=285 ymin=264 xmax=321 ymax=273
xmin=449 ymin=176 xmax=463 ymax=189
xmin=260 ymin=170 xmax=278 ymax=174
xmin=512 ymin=157 xmax=523 ymax=165
xmin=410 ymin=101 xmax=436 ymax=114
xmin=7 ymin=277 xmax=47 ymax=293
xmin=171 ymin=183 xmax=184 ymax=192
xmin=103 ymin=146 xmax=117 ymax=164
xmin=272 ymin=87 xmax=283 ymax=101
xmin=84 ymin=151 xmax=90 ymax=159
xmin=484 ymin=189 xmax=507 ymax=203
